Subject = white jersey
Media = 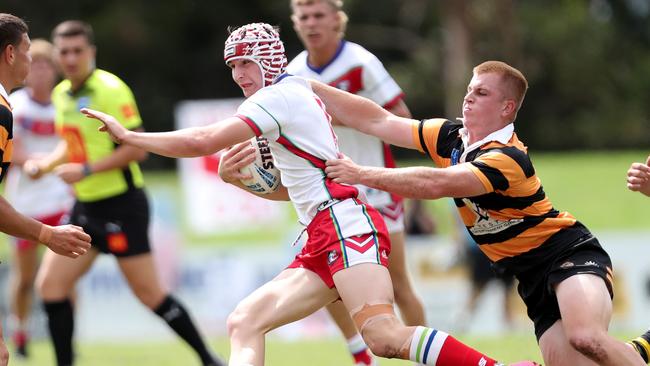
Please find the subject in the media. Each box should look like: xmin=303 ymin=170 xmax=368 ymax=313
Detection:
xmin=236 ymin=75 xmax=358 ymax=226
xmin=5 ymin=89 xmax=72 ymax=217
xmin=287 ymin=41 xmax=403 ymax=209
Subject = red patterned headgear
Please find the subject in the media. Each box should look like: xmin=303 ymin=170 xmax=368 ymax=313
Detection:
xmin=224 ymin=23 xmax=288 ymax=87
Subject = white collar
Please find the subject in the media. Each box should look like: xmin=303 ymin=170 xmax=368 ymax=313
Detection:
xmin=458 ymin=122 xmax=514 ymax=163
xmin=0 ymin=83 xmax=10 ymax=108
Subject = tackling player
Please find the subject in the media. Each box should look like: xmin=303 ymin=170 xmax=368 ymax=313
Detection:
xmin=319 ymin=60 xmax=647 ymax=366
xmin=83 ymin=22 xmax=538 ymax=366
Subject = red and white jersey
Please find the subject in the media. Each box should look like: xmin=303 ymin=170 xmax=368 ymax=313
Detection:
xmin=236 ymin=75 xmax=360 ymax=226
xmin=287 ymin=41 xmax=403 ymax=209
xmin=5 ymin=89 xmax=72 ymax=217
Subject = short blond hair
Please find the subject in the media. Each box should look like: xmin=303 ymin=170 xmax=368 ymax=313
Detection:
xmin=290 ymin=0 xmax=349 ymax=37
xmin=29 ymin=38 xmax=54 ymax=64
xmin=473 ymin=61 xmax=528 ymax=114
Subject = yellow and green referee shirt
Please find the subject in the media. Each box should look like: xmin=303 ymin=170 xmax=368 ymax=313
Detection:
xmin=52 ymin=69 xmax=144 ymax=202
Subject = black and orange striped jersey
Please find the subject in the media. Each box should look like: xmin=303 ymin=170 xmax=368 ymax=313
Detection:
xmin=0 ymin=92 xmax=13 ymax=184
xmin=412 ymin=118 xmax=591 ymax=274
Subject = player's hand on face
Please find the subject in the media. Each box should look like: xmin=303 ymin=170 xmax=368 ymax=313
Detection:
xmin=54 ymin=163 xmax=86 ymax=184
xmin=626 ymin=156 xmax=650 ymax=196
xmin=44 ymin=224 xmax=92 ymax=258
xmin=325 ymin=153 xmax=362 ymax=184
xmin=218 ymin=141 xmax=256 ymax=184
xmin=80 ymin=108 xmax=129 ymax=144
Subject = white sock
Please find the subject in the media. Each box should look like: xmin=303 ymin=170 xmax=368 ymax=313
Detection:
xmin=347 ymin=333 xmax=368 ymax=354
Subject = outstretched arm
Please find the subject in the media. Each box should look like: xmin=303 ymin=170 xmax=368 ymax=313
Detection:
xmin=0 ymin=196 xmax=91 ymax=258
xmin=81 ymin=108 xmax=255 ymax=158
xmin=325 ymin=155 xmax=486 ymax=200
xmin=627 ymin=155 xmax=650 ymax=197
xmin=309 ymin=81 xmax=418 ymax=149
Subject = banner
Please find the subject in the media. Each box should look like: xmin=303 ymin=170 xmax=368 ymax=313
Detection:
xmin=174 ymin=99 xmax=288 ymax=235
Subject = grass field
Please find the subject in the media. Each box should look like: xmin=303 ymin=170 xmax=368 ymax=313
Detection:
xmin=12 ymin=332 xmax=642 ymax=365
xmin=10 ymin=333 xmax=546 ymax=365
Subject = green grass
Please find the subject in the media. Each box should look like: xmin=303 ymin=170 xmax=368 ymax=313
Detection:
xmin=13 ymin=331 xmax=641 ymax=365
xmin=8 ymin=333 xmax=546 ymax=366
xmin=531 ymin=151 xmax=649 ymax=230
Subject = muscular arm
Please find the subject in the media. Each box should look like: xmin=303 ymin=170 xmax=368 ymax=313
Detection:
xmin=310 ymin=81 xmax=417 ymax=149
xmin=326 ymin=158 xmax=487 ymax=200
xmin=0 ymin=196 xmax=47 ymax=243
xmin=82 ymin=108 xmax=256 ymax=158
xmin=124 ymin=118 xmax=254 ymax=158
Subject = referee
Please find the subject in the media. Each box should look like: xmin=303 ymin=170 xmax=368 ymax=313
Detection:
xmin=26 ymin=20 xmax=223 ymax=366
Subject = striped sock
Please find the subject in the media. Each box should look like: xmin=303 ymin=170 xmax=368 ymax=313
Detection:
xmin=347 ymin=333 xmax=374 ymax=365
xmin=409 ymin=326 xmax=499 ymax=366
xmin=347 ymin=333 xmax=368 ymax=354
xmin=628 ymin=329 xmax=650 ymax=363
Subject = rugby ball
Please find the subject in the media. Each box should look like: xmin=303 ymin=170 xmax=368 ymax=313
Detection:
xmin=239 ymin=136 xmax=281 ymax=194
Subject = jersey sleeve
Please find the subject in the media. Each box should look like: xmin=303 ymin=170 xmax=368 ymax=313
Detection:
xmin=235 ymin=88 xmax=288 ymax=140
xmin=411 ymin=118 xmax=452 ymax=168
xmin=0 ymin=104 xmax=13 ymax=182
xmin=361 ymin=53 xmax=404 ymax=108
xmin=103 ymin=81 xmax=142 ymax=130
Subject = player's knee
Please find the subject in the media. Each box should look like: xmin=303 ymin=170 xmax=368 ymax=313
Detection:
xmin=133 ymin=286 xmax=164 ymax=309
xmin=35 ymin=271 xmax=52 ymax=298
xmin=566 ymin=329 xmax=608 ymax=361
xmin=360 ymin=318 xmax=403 ymax=359
xmin=227 ymin=305 xmax=256 ymax=338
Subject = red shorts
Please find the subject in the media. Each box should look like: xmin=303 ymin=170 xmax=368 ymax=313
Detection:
xmin=287 ymin=198 xmax=391 ymax=288
xmin=15 ymin=210 xmax=67 ymax=251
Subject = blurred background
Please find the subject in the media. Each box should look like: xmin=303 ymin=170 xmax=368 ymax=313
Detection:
xmin=2 ymin=0 xmax=650 ymax=365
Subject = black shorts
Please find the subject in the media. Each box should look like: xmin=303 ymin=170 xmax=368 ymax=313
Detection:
xmin=66 ymin=188 xmax=151 ymax=257
xmin=516 ymin=234 xmax=613 ymax=341
xmin=467 ymin=246 xmax=515 ymax=288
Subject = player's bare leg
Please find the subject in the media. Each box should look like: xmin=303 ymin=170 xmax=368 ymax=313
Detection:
xmin=119 ymin=253 xmax=223 ymax=366
xmin=37 ymin=248 xmax=98 ymax=300
xmin=326 ymin=301 xmax=376 ymax=365
xmin=117 ymin=254 xmax=167 ymax=308
xmin=332 ymin=263 xmax=530 ymax=365
xmin=326 ymin=230 xmax=424 ymax=366
xmin=9 ymin=241 xmax=39 ymax=357
xmin=387 ymin=230 xmax=426 ymax=326
xmin=227 ymin=268 xmax=338 ymax=366
xmin=539 ymin=274 xmax=645 ymax=366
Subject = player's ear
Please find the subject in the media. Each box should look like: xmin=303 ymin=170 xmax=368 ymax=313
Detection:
xmin=291 ymin=14 xmax=300 ymax=32
xmin=502 ymin=99 xmax=516 ymax=118
xmin=2 ymin=44 xmax=15 ymax=65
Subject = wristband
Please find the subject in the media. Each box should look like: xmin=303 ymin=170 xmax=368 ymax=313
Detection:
xmin=82 ymin=163 xmax=93 ymax=177
xmin=39 ymin=224 xmax=53 ymax=245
